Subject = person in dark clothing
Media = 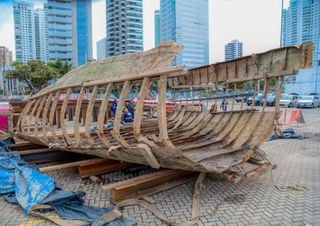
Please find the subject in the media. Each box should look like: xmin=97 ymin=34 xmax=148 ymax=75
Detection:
xmin=123 ymin=100 xmax=135 ymax=123
xmin=126 ymin=100 xmax=135 ymax=118
xmin=220 ymin=98 xmax=228 ymax=112
xmin=111 ymin=99 xmax=117 ymax=118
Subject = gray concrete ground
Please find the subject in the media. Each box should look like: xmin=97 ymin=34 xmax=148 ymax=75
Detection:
xmin=0 ymin=108 xmax=319 ymax=226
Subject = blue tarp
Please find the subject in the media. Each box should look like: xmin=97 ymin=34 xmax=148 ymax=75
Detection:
xmin=0 ymin=138 xmax=54 ymax=212
xmin=0 ymin=138 xmax=136 ymax=226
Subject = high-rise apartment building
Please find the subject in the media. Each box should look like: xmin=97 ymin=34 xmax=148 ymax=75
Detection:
xmin=154 ymin=10 xmax=160 ymax=47
xmin=14 ymin=0 xmax=92 ymax=66
xmin=13 ymin=1 xmax=36 ymax=62
xmin=34 ymin=8 xmax=47 ymax=62
xmin=45 ymin=0 xmax=73 ymax=63
xmin=281 ymin=0 xmax=320 ymax=94
xmin=225 ymin=40 xmax=243 ymax=61
xmin=160 ymin=0 xmax=209 ymax=68
xmin=72 ymin=0 xmax=93 ymax=66
xmin=97 ymin=37 xmax=106 ymax=60
xmin=105 ymin=0 xmax=143 ymax=57
xmin=44 ymin=0 xmax=92 ymax=66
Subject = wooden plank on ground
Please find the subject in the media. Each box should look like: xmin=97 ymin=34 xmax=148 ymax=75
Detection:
xmin=78 ymin=161 xmax=135 ymax=178
xmin=19 ymin=148 xmax=54 ymax=156
xmin=108 ymin=169 xmax=197 ymax=203
xmin=39 ymin=158 xmax=108 ymax=172
xmin=10 ymin=141 xmax=47 ymax=151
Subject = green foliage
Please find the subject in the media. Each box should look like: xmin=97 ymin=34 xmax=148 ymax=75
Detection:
xmin=5 ymin=60 xmax=59 ymax=95
xmin=47 ymin=59 xmax=73 ymax=77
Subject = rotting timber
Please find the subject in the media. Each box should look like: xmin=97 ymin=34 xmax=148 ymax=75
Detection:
xmin=15 ymin=41 xmax=313 ymax=183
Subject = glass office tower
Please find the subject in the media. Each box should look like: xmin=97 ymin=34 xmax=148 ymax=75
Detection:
xmin=46 ymin=0 xmax=92 ymax=66
xmin=160 ymin=0 xmax=209 ymax=68
xmin=72 ymin=0 xmax=92 ymax=66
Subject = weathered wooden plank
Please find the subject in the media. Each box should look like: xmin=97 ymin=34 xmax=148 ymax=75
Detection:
xmin=74 ymin=87 xmax=85 ymax=146
xmin=97 ymin=83 xmax=113 ymax=147
xmin=158 ymin=74 xmax=174 ymax=148
xmin=111 ymin=81 xmax=131 ymax=148
xmin=84 ymin=85 xmax=99 ymax=144
xmin=133 ymin=77 xmax=150 ymax=139
xmin=60 ymin=88 xmax=72 ymax=145
xmin=78 ymin=161 xmax=134 ymax=178
xmin=42 ymin=92 xmax=53 ymax=142
xmin=19 ymin=148 xmax=53 ymax=156
xmin=110 ymin=169 xmax=197 ymax=203
xmin=39 ymin=158 xmax=107 ymax=172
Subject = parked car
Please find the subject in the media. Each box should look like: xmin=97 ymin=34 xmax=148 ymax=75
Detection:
xmin=288 ymin=92 xmax=300 ymax=97
xmin=296 ymin=95 xmax=320 ymax=108
xmin=279 ymin=94 xmax=299 ymax=107
xmin=266 ymin=94 xmax=276 ymax=106
xmin=246 ymin=94 xmax=264 ymax=106
xmin=308 ymin=93 xmax=320 ymax=96
xmin=236 ymin=90 xmax=253 ymax=103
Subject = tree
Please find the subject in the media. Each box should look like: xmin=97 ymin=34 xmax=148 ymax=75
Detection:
xmin=47 ymin=59 xmax=72 ymax=77
xmin=6 ymin=60 xmax=59 ymax=95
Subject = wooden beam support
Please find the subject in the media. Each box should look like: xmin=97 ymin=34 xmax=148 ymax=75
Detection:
xmin=10 ymin=142 xmax=47 ymax=151
xmin=109 ymin=169 xmax=197 ymax=203
xmin=39 ymin=158 xmax=107 ymax=172
xmin=19 ymin=148 xmax=53 ymax=156
xmin=78 ymin=161 xmax=135 ymax=178
xmin=111 ymin=80 xmax=131 ymax=148
xmin=97 ymin=83 xmax=113 ymax=147
xmin=60 ymin=88 xmax=73 ymax=145
xmin=158 ymin=75 xmax=174 ymax=148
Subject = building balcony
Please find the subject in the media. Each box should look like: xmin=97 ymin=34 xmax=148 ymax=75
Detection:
xmin=48 ymin=16 xmax=72 ymax=23
xmin=48 ymin=31 xmax=72 ymax=38
xmin=49 ymin=38 xmax=72 ymax=45
xmin=48 ymin=23 xmax=72 ymax=30
xmin=47 ymin=1 xmax=71 ymax=10
xmin=49 ymin=53 xmax=72 ymax=60
xmin=48 ymin=45 xmax=72 ymax=52
xmin=50 ymin=9 xmax=72 ymax=17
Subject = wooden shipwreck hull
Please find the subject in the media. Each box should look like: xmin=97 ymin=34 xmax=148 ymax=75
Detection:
xmin=16 ymin=41 xmax=313 ymax=182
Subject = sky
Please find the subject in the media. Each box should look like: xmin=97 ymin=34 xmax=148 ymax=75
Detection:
xmin=0 ymin=0 xmax=290 ymax=63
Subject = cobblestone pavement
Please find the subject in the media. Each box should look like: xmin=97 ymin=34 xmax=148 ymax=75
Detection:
xmin=1 ymin=108 xmax=319 ymax=226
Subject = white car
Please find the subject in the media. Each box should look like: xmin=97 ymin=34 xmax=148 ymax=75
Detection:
xmin=297 ymin=95 xmax=320 ymax=108
xmin=279 ymin=94 xmax=299 ymax=107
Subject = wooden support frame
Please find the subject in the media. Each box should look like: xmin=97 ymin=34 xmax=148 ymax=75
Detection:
xmin=158 ymin=75 xmax=174 ymax=148
xmin=110 ymin=80 xmax=131 ymax=148
xmin=97 ymin=83 xmax=113 ymax=147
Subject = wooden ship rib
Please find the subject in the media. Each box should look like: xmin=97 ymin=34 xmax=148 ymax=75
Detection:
xmin=15 ymin=41 xmax=313 ymax=182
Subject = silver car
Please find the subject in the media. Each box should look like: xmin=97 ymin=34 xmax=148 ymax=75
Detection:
xmin=279 ymin=94 xmax=299 ymax=107
xmin=297 ymin=95 xmax=320 ymax=108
